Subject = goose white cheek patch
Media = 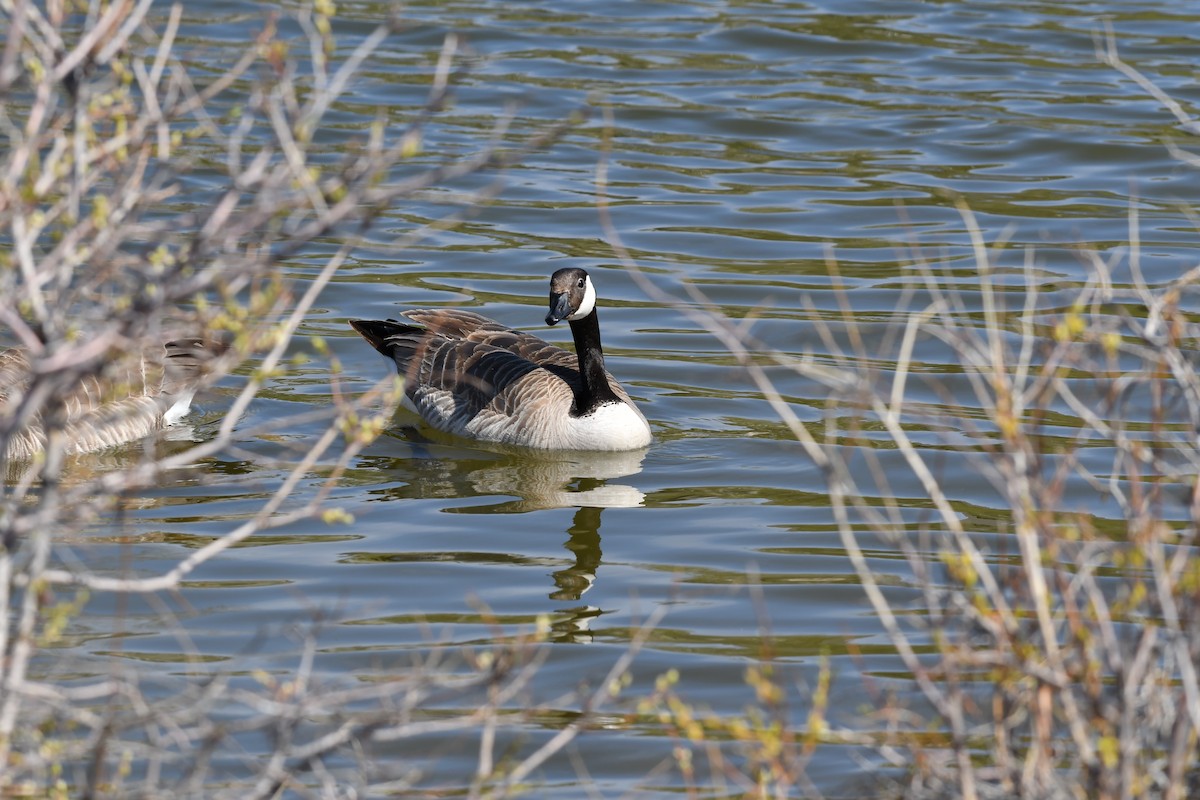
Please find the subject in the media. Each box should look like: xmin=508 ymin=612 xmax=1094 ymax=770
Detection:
xmin=567 ymin=277 xmax=597 ymax=320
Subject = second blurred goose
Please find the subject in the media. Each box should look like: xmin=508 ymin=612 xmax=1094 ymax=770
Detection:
xmin=0 ymin=337 xmax=227 ymax=460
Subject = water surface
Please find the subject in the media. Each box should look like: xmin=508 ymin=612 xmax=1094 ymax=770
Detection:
xmin=38 ymin=0 xmax=1200 ymax=795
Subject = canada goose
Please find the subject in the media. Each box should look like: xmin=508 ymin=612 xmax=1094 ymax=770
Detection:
xmin=350 ymin=267 xmax=652 ymax=451
xmin=0 ymin=337 xmax=226 ymax=460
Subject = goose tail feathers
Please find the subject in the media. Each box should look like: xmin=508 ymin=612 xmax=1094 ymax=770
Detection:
xmin=349 ymin=319 xmax=419 ymax=355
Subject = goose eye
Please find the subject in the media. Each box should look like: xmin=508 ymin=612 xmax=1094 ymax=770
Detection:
xmin=577 ymin=278 xmax=586 ymax=288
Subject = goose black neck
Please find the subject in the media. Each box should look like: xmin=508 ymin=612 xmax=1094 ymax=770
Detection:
xmin=569 ymin=310 xmax=621 ymax=416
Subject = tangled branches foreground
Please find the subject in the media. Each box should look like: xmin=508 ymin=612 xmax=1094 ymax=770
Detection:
xmin=597 ymin=39 xmax=1200 ymax=800
xmin=616 ymin=183 xmax=1200 ymax=800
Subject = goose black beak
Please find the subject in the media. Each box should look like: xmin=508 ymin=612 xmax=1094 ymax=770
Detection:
xmin=546 ymin=292 xmax=572 ymax=326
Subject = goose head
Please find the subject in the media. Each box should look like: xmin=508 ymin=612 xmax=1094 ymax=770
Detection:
xmin=545 ymin=267 xmax=597 ymax=326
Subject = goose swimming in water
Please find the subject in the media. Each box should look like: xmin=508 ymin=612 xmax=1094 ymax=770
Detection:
xmin=0 ymin=337 xmax=226 ymax=460
xmin=350 ymin=267 xmax=652 ymax=451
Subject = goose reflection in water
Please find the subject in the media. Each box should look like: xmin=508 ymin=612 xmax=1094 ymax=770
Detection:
xmin=448 ymin=447 xmax=646 ymax=513
xmin=551 ymin=505 xmax=603 ymax=602
xmin=371 ymin=431 xmax=647 ymax=512
xmin=356 ymin=438 xmax=646 ymax=637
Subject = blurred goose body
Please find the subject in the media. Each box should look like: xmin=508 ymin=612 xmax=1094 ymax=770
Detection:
xmin=0 ymin=337 xmax=223 ymax=460
xmin=350 ymin=267 xmax=652 ymax=451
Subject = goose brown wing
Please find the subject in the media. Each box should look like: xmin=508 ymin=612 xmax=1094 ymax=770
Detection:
xmin=399 ymin=308 xmax=640 ymax=405
xmin=400 ymin=309 xmax=639 ymax=403
xmin=420 ymin=336 xmax=577 ymax=428
xmin=352 ymin=318 xmax=574 ymax=425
